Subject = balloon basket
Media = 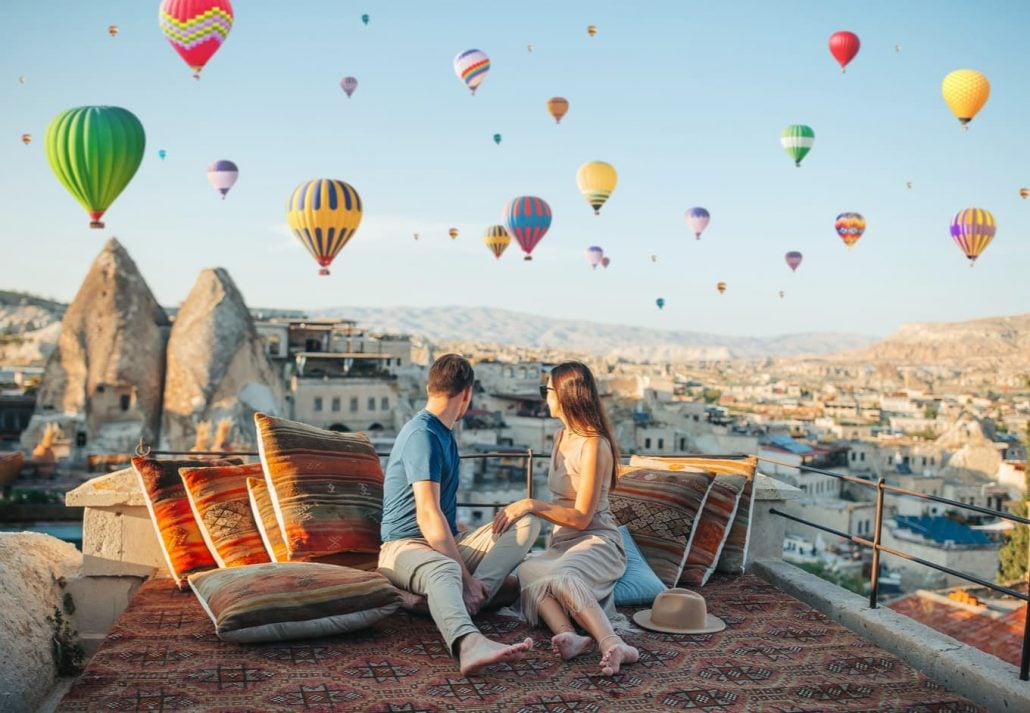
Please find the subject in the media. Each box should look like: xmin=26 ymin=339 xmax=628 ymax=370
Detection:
xmin=523 ymin=255 xmax=532 ymax=261
xmin=319 ymin=268 xmax=330 ymax=276
xmin=89 ymin=221 xmax=105 ymax=229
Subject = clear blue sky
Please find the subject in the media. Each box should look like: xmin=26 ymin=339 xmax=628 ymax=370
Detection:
xmin=1 ymin=1 xmax=1027 ymax=337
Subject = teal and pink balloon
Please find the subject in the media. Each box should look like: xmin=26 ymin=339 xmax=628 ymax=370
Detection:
xmin=502 ymin=196 xmax=552 ymax=260
xmin=44 ymin=105 xmax=146 ymax=229
xmin=586 ymin=245 xmax=604 ymax=269
xmin=656 ymin=297 xmax=665 ymax=310
xmin=685 ymin=207 xmax=710 ymax=239
xmin=493 ymin=133 xmax=502 ymax=145
xmin=206 ymin=159 xmax=238 ymax=199
xmin=361 ymin=13 xmax=369 ymax=25
xmin=781 ymin=124 xmax=814 ymax=166
xmin=785 ymin=251 xmax=803 ymax=272
xmin=950 ymin=208 xmax=995 ymax=265
xmin=340 ymin=76 xmax=358 ymax=98
xmin=454 ymin=49 xmax=490 ymax=95
xmin=158 ymin=149 xmax=167 ymax=160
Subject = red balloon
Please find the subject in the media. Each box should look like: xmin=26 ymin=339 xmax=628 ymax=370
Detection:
xmin=828 ymin=31 xmax=860 ymax=72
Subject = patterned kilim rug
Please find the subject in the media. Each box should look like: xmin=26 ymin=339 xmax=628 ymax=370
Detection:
xmin=58 ymin=573 xmax=983 ymax=712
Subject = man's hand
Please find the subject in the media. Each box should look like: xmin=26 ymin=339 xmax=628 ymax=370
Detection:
xmin=462 ymin=574 xmax=491 ymax=615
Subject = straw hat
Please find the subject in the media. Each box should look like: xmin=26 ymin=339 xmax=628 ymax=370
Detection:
xmin=632 ymin=588 xmax=726 ymax=634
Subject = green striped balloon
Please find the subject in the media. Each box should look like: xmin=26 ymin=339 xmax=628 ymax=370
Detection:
xmin=780 ymin=124 xmax=815 ymax=167
xmin=45 ymin=106 xmax=146 ymax=229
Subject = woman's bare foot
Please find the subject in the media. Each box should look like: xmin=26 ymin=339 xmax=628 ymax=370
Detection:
xmin=599 ymin=639 xmax=639 ymax=676
xmin=397 ymin=590 xmax=429 ymax=615
xmin=551 ymin=631 xmax=594 ymax=660
xmin=458 ymin=634 xmax=534 ymax=676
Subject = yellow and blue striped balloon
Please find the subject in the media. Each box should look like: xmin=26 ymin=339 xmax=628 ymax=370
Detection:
xmin=576 ymin=161 xmax=618 ymax=215
xmin=285 ymin=179 xmax=363 ymax=276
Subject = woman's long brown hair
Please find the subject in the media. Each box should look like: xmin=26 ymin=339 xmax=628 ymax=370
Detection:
xmin=549 ymin=361 xmax=621 ymax=489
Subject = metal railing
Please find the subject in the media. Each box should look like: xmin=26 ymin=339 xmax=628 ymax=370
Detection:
xmin=756 ymin=454 xmax=1030 ymax=682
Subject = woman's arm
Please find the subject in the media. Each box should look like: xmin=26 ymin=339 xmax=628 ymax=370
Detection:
xmin=492 ymin=436 xmax=605 ymax=533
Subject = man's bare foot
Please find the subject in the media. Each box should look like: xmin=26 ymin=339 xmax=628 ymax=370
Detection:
xmin=397 ymin=590 xmax=429 ymax=616
xmin=485 ymin=574 xmax=520 ymax=609
xmin=458 ymin=633 xmax=534 ymax=676
xmin=551 ymin=631 xmax=594 ymax=660
xmin=599 ymin=638 xmax=639 ymax=676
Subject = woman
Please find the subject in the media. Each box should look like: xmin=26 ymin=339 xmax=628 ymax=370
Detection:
xmin=492 ymin=361 xmax=639 ymax=676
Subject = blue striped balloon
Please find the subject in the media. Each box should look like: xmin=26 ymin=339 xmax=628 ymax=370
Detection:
xmin=285 ymin=179 xmax=363 ymax=275
xmin=502 ymin=196 xmax=552 ymax=260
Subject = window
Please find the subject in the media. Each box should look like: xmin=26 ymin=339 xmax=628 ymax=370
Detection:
xmin=267 ymin=335 xmax=281 ymax=356
xmin=381 ymin=397 xmax=389 ymax=410
xmin=331 ymin=397 xmax=341 ymax=412
xmin=349 ymin=397 xmax=358 ymax=412
xmin=887 ymin=456 xmax=893 ymax=464
xmin=859 ymin=452 xmax=865 ymax=461
xmin=658 ymin=438 xmax=664 ymax=449
xmin=921 ymin=457 xmax=927 ymax=466
xmin=368 ymin=397 xmax=376 ymax=411
xmin=930 ymin=457 xmax=935 ymax=466
xmin=644 ymin=437 xmax=652 ymax=449
xmin=903 ymin=455 xmax=910 ymax=465
xmin=850 ymin=452 xmax=856 ymax=461
xmin=120 ymin=394 xmax=131 ymax=411
xmin=397 ymin=359 xmax=402 ymax=366
xmin=679 ymin=437 xmax=686 ymax=450
xmin=314 ymin=397 xmax=323 ymax=412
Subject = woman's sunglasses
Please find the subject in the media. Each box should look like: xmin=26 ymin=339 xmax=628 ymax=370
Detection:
xmin=539 ymin=385 xmax=554 ymax=399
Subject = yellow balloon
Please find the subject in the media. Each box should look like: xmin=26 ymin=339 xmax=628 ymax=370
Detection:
xmin=576 ymin=161 xmax=617 ymax=215
xmin=942 ymin=69 xmax=990 ymax=127
xmin=483 ymin=225 xmax=511 ymax=259
xmin=285 ymin=179 xmax=363 ymax=276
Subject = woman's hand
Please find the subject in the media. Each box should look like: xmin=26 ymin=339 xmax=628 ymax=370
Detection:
xmin=492 ymin=499 xmax=533 ymax=534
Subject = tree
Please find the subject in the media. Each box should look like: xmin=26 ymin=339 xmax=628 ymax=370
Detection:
xmin=997 ymin=423 xmax=1030 ymax=582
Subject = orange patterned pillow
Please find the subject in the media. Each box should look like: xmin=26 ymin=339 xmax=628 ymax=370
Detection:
xmin=132 ymin=457 xmax=241 ymax=590
xmin=247 ymin=476 xmax=289 ymax=561
xmin=179 ymin=463 xmax=271 ymax=568
xmin=255 ymin=413 xmax=385 ymax=562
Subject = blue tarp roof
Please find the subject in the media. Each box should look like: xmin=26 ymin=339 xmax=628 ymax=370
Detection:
xmin=767 ymin=435 xmax=814 ymax=455
xmin=893 ymin=515 xmax=991 ymax=546
xmin=896 ymin=462 xmax=912 ymax=475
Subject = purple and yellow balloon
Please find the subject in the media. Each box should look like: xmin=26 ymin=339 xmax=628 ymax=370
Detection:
xmin=950 ymin=208 xmax=995 ymax=265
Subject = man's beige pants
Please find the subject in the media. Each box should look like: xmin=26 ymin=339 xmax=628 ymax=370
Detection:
xmin=378 ymin=516 xmax=541 ymax=655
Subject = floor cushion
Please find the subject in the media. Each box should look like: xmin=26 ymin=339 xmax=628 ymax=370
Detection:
xmin=180 ymin=462 xmax=271 ymax=568
xmin=614 ymin=524 xmax=667 ymax=606
xmin=247 ymin=476 xmax=290 ymax=561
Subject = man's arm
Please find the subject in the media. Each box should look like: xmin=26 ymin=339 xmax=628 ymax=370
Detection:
xmin=412 ymin=480 xmax=490 ymax=613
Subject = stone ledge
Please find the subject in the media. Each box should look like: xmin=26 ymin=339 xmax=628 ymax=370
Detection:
xmin=65 ymin=467 xmax=145 ymax=508
xmin=751 ymin=558 xmax=1029 ymax=713
xmin=754 ymin=472 xmax=802 ymax=501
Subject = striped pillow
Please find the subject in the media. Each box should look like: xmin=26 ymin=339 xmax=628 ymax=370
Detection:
xmin=628 ymin=456 xmax=758 ymax=574
xmin=188 ymin=562 xmax=402 ymax=643
xmin=180 ymin=463 xmax=271 ymax=568
xmin=610 ymin=468 xmax=715 ymax=587
xmin=247 ymin=476 xmax=289 ymax=561
xmin=255 ymin=413 xmax=385 ymax=562
xmin=132 ymin=457 xmax=241 ymax=590
xmin=678 ymin=474 xmax=746 ymax=587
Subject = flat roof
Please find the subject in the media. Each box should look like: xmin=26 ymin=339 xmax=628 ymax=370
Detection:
xmin=297 ymin=352 xmax=392 ymax=359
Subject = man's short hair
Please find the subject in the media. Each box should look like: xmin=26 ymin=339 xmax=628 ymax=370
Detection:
xmin=427 ymin=354 xmax=475 ymax=397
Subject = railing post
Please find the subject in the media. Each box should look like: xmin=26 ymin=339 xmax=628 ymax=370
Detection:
xmin=526 ymin=449 xmax=534 ymax=500
xmin=1022 ymin=501 xmax=1030 ymax=681
xmin=869 ymin=477 xmax=886 ymax=609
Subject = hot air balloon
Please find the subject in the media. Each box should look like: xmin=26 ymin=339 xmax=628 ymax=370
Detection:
xmin=950 ymin=208 xmax=995 ymax=265
xmin=655 ymin=297 xmax=665 ymax=310
xmin=716 ymin=282 xmax=727 ymax=295
xmin=340 ymin=76 xmax=358 ymax=98
xmin=483 ymin=225 xmax=510 ymax=259
xmin=942 ymin=69 xmax=990 ymax=128
xmin=18 ymin=75 xmax=25 ymax=84
xmin=361 ymin=14 xmax=369 ymax=25
xmin=493 ymin=133 xmax=502 ymax=145
xmin=159 ymin=0 xmax=234 ymax=79
xmin=835 ymin=212 xmax=866 ymax=249
xmin=685 ymin=207 xmax=710 ymax=239
xmin=895 ymin=44 xmax=902 ymax=53
xmin=449 ymin=228 xmax=459 ymax=240
xmin=828 ymin=31 xmax=860 ymax=72
xmin=781 ymin=125 xmax=814 ymax=167
xmin=785 ymin=251 xmax=803 ymax=272
xmin=586 ymin=245 xmax=604 ymax=269
xmin=21 ymin=133 xmax=30 ymax=145
xmin=503 ymin=196 xmax=552 ymax=260
xmin=587 ymin=25 xmax=597 ymax=37
xmin=576 ymin=161 xmax=617 ymax=215
xmin=45 ymin=106 xmax=145 ymax=229
xmin=547 ymin=97 xmax=569 ymax=124
xmin=285 ymin=179 xmax=363 ymax=276
xmin=601 ymin=256 xmax=610 ymax=269
xmin=158 ymin=149 xmax=167 ymax=160
xmin=527 ymin=44 xmax=533 ymax=53
xmin=1020 ymin=188 xmax=1029 ymax=200
xmin=454 ymin=49 xmax=490 ymax=95
xmin=779 ymin=290 xmax=785 ymax=299
xmin=108 ymin=25 xmax=119 ymax=37
xmin=206 ymin=160 xmax=238 ymax=199
xmin=413 ymin=233 xmax=420 ymax=241
xmin=650 ymin=254 xmax=657 ymax=263
xmin=906 ymin=181 xmax=912 ymax=189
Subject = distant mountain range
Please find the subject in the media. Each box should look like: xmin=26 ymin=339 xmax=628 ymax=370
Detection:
xmin=315 ymin=305 xmax=880 ymax=361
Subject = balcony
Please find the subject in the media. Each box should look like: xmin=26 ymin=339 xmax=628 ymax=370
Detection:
xmin=20 ymin=452 xmax=1030 ymax=711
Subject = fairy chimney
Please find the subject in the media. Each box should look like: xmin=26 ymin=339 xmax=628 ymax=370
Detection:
xmin=160 ymin=268 xmax=283 ymax=450
xmin=22 ymin=238 xmax=170 ymax=454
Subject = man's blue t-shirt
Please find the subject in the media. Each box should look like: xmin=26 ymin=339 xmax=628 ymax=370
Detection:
xmin=380 ymin=409 xmax=460 ymax=542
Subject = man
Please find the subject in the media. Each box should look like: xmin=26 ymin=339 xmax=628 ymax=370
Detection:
xmin=378 ymin=354 xmax=541 ymax=676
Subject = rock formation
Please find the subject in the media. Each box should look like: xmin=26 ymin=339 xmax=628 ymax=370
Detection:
xmin=160 ymin=268 xmax=283 ymax=450
xmin=936 ymin=414 xmax=1002 ymax=483
xmin=0 ymin=533 xmax=83 ymax=713
xmin=21 ymin=238 xmax=170 ymax=454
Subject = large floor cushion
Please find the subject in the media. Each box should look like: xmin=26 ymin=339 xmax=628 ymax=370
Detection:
xmin=255 ymin=413 xmax=385 ymax=562
xmin=678 ymin=474 xmax=746 ymax=586
xmin=180 ymin=462 xmax=271 ymax=568
xmin=610 ymin=468 xmax=715 ymax=587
